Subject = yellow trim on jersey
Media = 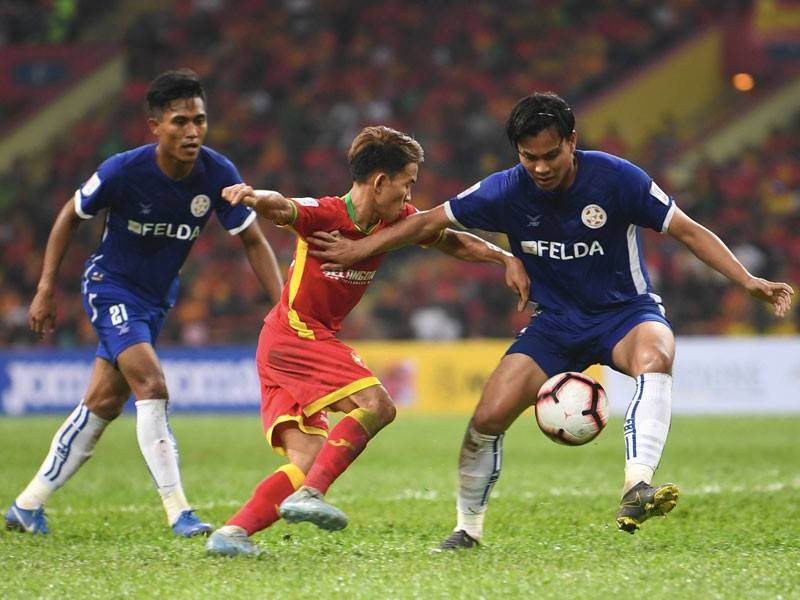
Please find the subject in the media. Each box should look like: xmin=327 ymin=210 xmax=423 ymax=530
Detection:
xmin=265 ymin=415 xmax=328 ymax=457
xmin=303 ymin=376 xmax=382 ymax=417
xmin=286 ymin=238 xmax=315 ymax=339
xmin=276 ymin=198 xmax=299 ymax=229
xmin=276 ymin=463 xmax=306 ymax=489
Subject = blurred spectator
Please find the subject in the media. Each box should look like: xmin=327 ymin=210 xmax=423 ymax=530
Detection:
xmin=0 ymin=0 xmax=796 ymax=347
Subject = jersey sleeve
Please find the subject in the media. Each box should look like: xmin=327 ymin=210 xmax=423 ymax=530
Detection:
xmin=283 ymin=197 xmax=339 ymax=238
xmin=619 ymin=161 xmax=676 ymax=233
xmin=443 ymin=171 xmax=507 ymax=233
xmin=213 ymin=159 xmax=256 ymax=235
xmin=73 ymin=156 xmax=123 ymax=219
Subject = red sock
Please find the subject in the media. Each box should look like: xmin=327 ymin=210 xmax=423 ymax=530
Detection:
xmin=227 ymin=464 xmax=304 ymax=535
xmin=303 ymin=408 xmax=381 ymax=494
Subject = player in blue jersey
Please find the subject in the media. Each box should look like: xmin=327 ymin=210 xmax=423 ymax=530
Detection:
xmin=5 ymin=69 xmax=283 ymax=537
xmin=307 ymin=92 xmax=794 ymax=548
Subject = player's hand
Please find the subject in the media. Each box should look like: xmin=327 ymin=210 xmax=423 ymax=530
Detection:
xmin=222 ymin=183 xmax=257 ymax=207
xmin=307 ymin=231 xmax=364 ymax=269
xmin=744 ymin=277 xmax=794 ymax=317
xmin=29 ymin=288 xmax=57 ymax=339
xmin=504 ymin=256 xmax=531 ymax=311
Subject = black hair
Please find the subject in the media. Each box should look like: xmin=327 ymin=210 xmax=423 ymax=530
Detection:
xmin=505 ymin=92 xmax=575 ymax=146
xmin=146 ymin=68 xmax=206 ymax=115
xmin=348 ymin=126 xmax=424 ymax=183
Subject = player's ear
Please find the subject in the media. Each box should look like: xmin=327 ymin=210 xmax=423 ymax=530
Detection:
xmin=567 ymin=130 xmax=577 ymax=152
xmin=372 ymin=172 xmax=387 ymax=195
xmin=147 ymin=116 xmax=161 ymax=136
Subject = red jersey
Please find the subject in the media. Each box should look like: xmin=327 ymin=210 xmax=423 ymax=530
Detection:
xmin=269 ymin=193 xmax=440 ymax=339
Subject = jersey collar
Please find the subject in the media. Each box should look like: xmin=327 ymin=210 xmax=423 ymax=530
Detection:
xmin=344 ymin=192 xmax=379 ymax=235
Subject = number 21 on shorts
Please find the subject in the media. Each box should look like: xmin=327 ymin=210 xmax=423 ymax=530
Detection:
xmin=109 ymin=303 xmax=129 ymax=325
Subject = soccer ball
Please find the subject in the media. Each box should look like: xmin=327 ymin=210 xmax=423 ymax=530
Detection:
xmin=535 ymin=372 xmax=608 ymax=446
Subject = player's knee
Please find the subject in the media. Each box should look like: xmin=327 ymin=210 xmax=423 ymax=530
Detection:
xmin=634 ymin=348 xmax=673 ymax=375
xmin=369 ymin=394 xmax=396 ymax=427
xmin=84 ymin=394 xmax=127 ymax=421
xmin=128 ymin=374 xmax=169 ymax=401
xmin=362 ymin=393 xmax=396 ymax=429
xmin=381 ymin=398 xmax=397 ymax=426
xmin=472 ymin=406 xmax=508 ymax=436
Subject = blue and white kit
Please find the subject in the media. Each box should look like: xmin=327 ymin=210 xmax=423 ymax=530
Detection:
xmin=445 ymin=149 xmax=676 ymax=375
xmin=75 ymin=144 xmax=255 ymax=363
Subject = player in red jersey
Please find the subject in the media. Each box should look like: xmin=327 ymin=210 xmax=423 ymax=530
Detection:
xmin=206 ymin=126 xmax=529 ymax=556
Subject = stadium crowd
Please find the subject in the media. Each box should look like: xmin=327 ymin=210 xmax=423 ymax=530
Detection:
xmin=0 ymin=0 xmax=796 ymax=348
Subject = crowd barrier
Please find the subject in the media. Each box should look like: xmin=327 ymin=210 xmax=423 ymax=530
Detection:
xmin=1 ymin=338 xmax=798 ymax=416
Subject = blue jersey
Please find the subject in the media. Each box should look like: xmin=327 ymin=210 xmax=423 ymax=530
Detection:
xmin=445 ymin=150 xmax=676 ymax=315
xmin=74 ymin=144 xmax=255 ymax=307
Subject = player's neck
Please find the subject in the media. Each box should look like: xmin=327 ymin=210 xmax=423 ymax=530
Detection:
xmin=155 ymin=146 xmax=196 ymax=180
xmin=555 ymin=155 xmax=578 ymax=193
xmin=347 ymin=187 xmax=380 ymax=232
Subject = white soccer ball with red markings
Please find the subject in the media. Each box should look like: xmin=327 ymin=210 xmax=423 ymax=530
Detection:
xmin=535 ymin=372 xmax=609 ymax=446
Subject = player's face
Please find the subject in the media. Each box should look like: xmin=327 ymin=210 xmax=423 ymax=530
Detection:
xmin=517 ymin=126 xmax=577 ymax=193
xmin=149 ymin=97 xmax=208 ymax=165
xmin=376 ymin=162 xmax=418 ymax=223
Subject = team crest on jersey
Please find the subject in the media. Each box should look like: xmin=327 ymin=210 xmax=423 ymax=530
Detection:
xmin=581 ymin=204 xmax=607 ymax=229
xmin=351 ymin=352 xmax=365 ymax=367
xmin=190 ymin=194 xmax=211 ymax=217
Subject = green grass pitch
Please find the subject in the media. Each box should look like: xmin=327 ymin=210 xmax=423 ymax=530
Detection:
xmin=2 ymin=413 xmax=799 ymax=599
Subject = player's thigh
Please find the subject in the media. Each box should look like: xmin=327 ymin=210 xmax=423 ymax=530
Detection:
xmin=473 ymin=353 xmax=550 ymax=435
xmin=278 ymin=422 xmax=326 ymax=475
xmin=329 ymin=383 xmax=396 ymax=430
xmin=611 ymin=320 xmax=675 ymax=377
xmin=83 ymin=287 xmax=165 ymax=364
xmin=116 ymin=342 xmax=169 ymax=400
xmin=83 ymin=357 xmax=132 ymax=420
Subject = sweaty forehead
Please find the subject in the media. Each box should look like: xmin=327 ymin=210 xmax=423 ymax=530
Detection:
xmin=517 ymin=126 xmax=563 ymax=155
xmin=162 ymin=97 xmax=206 ymax=118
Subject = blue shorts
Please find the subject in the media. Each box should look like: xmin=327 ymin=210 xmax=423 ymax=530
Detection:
xmin=507 ymin=297 xmax=671 ymax=376
xmin=81 ymin=278 xmax=169 ymax=364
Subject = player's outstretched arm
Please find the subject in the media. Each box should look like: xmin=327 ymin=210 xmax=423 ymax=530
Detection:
xmin=237 ymin=222 xmax=284 ymax=305
xmin=667 ymin=207 xmax=794 ymax=316
xmin=435 ymin=230 xmax=530 ymax=311
xmin=308 ymin=204 xmax=452 ymax=268
xmin=221 ymin=183 xmax=295 ymax=225
xmin=29 ymin=198 xmax=84 ymax=338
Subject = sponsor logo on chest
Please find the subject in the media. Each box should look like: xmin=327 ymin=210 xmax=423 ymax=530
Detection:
xmin=520 ymin=203 xmax=608 ymax=260
xmin=127 ymin=220 xmax=201 ymax=240
xmin=322 ymin=269 xmax=376 ymax=285
xmin=520 ymin=239 xmax=605 ymax=260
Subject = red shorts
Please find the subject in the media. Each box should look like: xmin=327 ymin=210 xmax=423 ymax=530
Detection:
xmin=257 ymin=317 xmax=380 ymax=455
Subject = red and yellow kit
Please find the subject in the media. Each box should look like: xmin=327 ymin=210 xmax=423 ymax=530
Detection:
xmin=258 ymin=193 xmax=440 ymax=454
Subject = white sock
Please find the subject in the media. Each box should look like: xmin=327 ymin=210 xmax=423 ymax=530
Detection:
xmin=16 ymin=402 xmax=109 ymax=510
xmin=623 ymin=373 xmax=672 ymax=493
xmin=135 ymin=399 xmax=190 ymax=525
xmin=455 ymin=422 xmax=504 ymax=540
